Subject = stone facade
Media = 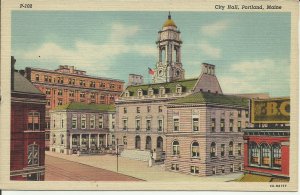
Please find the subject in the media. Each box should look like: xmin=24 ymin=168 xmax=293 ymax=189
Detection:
xmin=49 ymin=103 xmax=115 ymax=154
xmin=165 ymin=104 xmax=249 ymax=176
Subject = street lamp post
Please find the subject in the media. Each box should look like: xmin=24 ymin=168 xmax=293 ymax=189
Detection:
xmin=116 ymin=138 xmax=119 ymax=172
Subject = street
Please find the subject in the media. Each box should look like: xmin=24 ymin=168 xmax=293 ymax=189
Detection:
xmin=45 ymin=155 xmax=143 ymax=181
xmin=45 ymin=151 xmax=243 ymax=182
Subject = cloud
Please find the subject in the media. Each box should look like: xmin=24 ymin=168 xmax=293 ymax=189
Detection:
xmin=198 ymin=42 xmax=221 ymax=58
xmin=201 ymin=19 xmax=231 ymax=37
xmin=18 ymin=22 xmax=156 ymax=74
xmin=219 ymin=59 xmax=290 ymax=96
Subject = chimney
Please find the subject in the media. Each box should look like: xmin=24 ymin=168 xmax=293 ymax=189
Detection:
xmin=11 ymin=56 xmax=16 ymax=91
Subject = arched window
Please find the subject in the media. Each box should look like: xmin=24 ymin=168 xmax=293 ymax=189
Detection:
xmin=210 ymin=142 xmax=216 ymax=157
xmin=229 ymin=141 xmax=234 ymax=156
xmin=145 ymin=136 xmax=152 ymax=150
xmin=52 ymin=134 xmax=56 ymax=144
xmin=249 ymin=142 xmax=259 ymax=165
xmin=272 ymin=143 xmax=281 ymax=168
xmin=191 ymin=142 xmax=199 ymax=157
xmin=261 ymin=143 xmax=271 ymax=167
xmin=60 ymin=134 xmax=64 ymax=145
xmin=123 ymin=136 xmax=127 ymax=145
xmin=135 ymin=136 xmax=141 ymax=149
xmin=172 ymin=140 xmax=180 ymax=155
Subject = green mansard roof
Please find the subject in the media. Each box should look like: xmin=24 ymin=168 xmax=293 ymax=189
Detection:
xmin=123 ymin=78 xmax=198 ymax=97
xmin=169 ymin=92 xmax=249 ymax=107
xmin=52 ymin=102 xmax=115 ymax=112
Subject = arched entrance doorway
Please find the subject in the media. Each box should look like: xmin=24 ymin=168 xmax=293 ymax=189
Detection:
xmin=157 ymin=136 xmax=163 ymax=150
xmin=145 ymin=136 xmax=152 ymax=150
xmin=135 ymin=135 xmax=141 ymax=149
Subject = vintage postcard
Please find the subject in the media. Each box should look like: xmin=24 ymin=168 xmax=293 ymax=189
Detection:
xmin=0 ymin=0 xmax=298 ymax=191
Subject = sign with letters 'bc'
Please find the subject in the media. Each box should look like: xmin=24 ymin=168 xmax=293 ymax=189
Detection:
xmin=251 ymin=98 xmax=290 ymax=124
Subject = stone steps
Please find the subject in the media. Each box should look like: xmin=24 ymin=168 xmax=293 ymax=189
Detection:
xmin=121 ymin=149 xmax=151 ymax=161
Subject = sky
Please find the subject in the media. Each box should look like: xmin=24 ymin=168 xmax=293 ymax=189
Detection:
xmin=12 ymin=11 xmax=291 ymax=97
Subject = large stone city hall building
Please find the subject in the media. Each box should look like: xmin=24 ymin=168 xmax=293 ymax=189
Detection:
xmin=114 ymin=13 xmax=251 ymax=176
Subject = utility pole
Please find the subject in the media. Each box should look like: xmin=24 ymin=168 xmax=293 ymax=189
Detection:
xmin=116 ymin=138 xmax=119 ymax=172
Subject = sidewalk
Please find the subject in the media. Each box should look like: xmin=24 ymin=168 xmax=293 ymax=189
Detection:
xmin=46 ymin=151 xmax=243 ymax=182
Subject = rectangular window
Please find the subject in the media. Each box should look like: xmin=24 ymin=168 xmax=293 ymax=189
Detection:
xmin=136 ymin=107 xmax=140 ymax=113
xmin=173 ymin=118 xmax=179 ymax=131
xmin=238 ymin=121 xmax=241 ymax=132
xmin=46 ymin=88 xmax=51 ymax=95
xmin=81 ymin=115 xmax=86 ymax=129
xmin=147 ymin=106 xmax=151 ymax=113
xmin=99 ymin=114 xmax=103 ymax=128
xmin=237 ymin=143 xmax=242 ymax=155
xmin=58 ymin=100 xmax=63 ymax=106
xmin=46 ymin=100 xmax=50 ymax=106
xmin=80 ymin=92 xmax=85 ymax=98
xmin=146 ymin=120 xmax=151 ymax=131
xmin=35 ymin=74 xmax=39 ymax=81
xmin=123 ymin=120 xmax=127 ymax=130
xmin=90 ymin=115 xmax=95 ymax=129
xmin=72 ymin=79 xmax=75 ymax=85
xmin=230 ymin=164 xmax=234 ymax=172
xmin=44 ymin=75 xmax=48 ymax=82
xmin=124 ymin=107 xmax=127 ymax=114
xmin=72 ymin=115 xmax=77 ymax=129
xmin=69 ymin=90 xmax=74 ymax=97
xmin=171 ymin=164 xmax=179 ymax=171
xmin=48 ymin=76 xmax=52 ymax=83
xmin=27 ymin=112 xmax=40 ymax=131
xmin=220 ymin=119 xmax=225 ymax=132
xmin=238 ymin=110 xmax=242 ymax=117
xmin=61 ymin=119 xmax=64 ymax=128
xmin=112 ymin=121 xmax=115 ymax=129
xmin=221 ymin=165 xmax=225 ymax=173
xmin=190 ymin=166 xmax=199 ymax=174
xmin=193 ymin=118 xmax=199 ymax=131
xmin=211 ymin=118 xmax=215 ymax=132
xmin=229 ymin=119 xmax=234 ymax=132
xmin=238 ymin=163 xmax=243 ymax=171
xmin=27 ymin=144 xmax=39 ymax=166
xmin=90 ymin=93 xmax=95 ymax=99
xmin=158 ymin=119 xmax=163 ymax=131
xmin=212 ymin=166 xmax=217 ymax=175
xmin=221 ymin=144 xmax=225 ymax=157
xmin=158 ymin=106 xmax=163 ymax=112
xmin=245 ymin=110 xmax=249 ymax=118
xmin=136 ymin=119 xmax=141 ymax=130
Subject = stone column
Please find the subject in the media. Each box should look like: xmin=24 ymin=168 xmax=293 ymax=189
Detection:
xmin=105 ymin=134 xmax=108 ymax=147
xmin=88 ymin=134 xmax=91 ymax=149
xmin=70 ymin=133 xmax=73 ymax=149
xmin=97 ymin=134 xmax=100 ymax=148
xmin=80 ymin=134 xmax=82 ymax=147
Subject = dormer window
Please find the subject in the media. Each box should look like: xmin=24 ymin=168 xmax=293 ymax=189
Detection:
xmin=176 ymin=84 xmax=182 ymax=94
xmin=148 ymin=88 xmax=154 ymax=96
xmin=159 ymin=86 xmax=165 ymax=96
xmin=137 ymin=89 xmax=143 ymax=97
xmin=124 ymin=90 xmax=130 ymax=97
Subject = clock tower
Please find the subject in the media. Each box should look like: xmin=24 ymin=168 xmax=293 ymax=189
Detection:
xmin=152 ymin=12 xmax=185 ymax=83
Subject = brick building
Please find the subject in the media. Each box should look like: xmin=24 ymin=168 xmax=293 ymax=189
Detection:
xmin=11 ymin=56 xmax=46 ymax=180
xmin=240 ymin=98 xmax=290 ymax=182
xmin=165 ymin=92 xmax=249 ymax=176
xmin=49 ymin=102 xmax=115 ymax=154
xmin=24 ymin=65 xmax=124 ymax=150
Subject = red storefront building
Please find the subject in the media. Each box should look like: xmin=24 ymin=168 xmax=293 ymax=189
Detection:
xmin=10 ymin=57 xmax=46 ymax=180
xmin=241 ymin=98 xmax=290 ymax=182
